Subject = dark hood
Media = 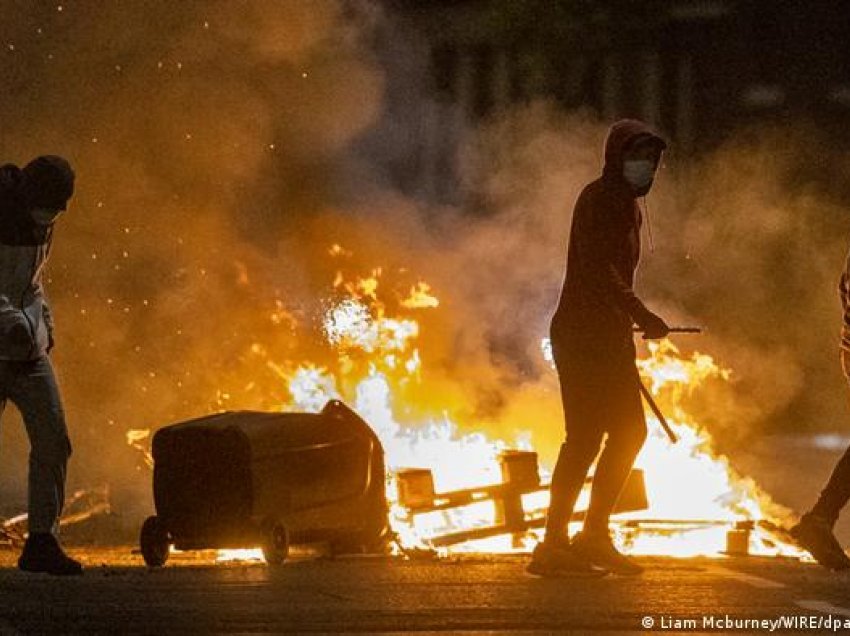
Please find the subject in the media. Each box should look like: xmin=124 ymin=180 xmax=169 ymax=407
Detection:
xmin=0 ymin=163 xmax=56 ymax=245
xmin=0 ymin=164 xmax=23 ymax=193
xmin=0 ymin=164 xmax=26 ymax=214
xmin=602 ymin=119 xmax=667 ymax=181
xmin=22 ymin=155 xmax=75 ymax=210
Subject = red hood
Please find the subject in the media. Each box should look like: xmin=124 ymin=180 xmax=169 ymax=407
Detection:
xmin=603 ymin=119 xmax=667 ymax=178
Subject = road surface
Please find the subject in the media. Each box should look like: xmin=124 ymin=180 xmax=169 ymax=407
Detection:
xmin=0 ymin=548 xmax=848 ymax=634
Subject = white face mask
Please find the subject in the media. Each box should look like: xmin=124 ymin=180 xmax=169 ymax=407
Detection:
xmin=622 ymin=159 xmax=657 ymax=190
xmin=30 ymin=207 xmax=63 ymax=226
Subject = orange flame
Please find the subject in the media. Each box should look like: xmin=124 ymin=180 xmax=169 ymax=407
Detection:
xmin=203 ymin=249 xmax=805 ymax=562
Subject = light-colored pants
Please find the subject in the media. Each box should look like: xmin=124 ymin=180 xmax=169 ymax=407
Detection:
xmin=0 ymin=356 xmax=71 ymax=535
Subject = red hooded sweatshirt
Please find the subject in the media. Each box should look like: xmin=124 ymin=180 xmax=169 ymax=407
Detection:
xmin=551 ymin=119 xmax=666 ymax=354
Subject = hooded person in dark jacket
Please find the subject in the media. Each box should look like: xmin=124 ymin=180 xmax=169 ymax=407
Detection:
xmin=527 ymin=120 xmax=668 ymax=577
xmin=0 ymin=155 xmax=82 ymax=575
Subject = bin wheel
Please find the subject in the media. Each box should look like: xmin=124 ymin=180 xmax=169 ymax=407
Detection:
xmin=261 ymin=519 xmax=289 ymax=566
xmin=140 ymin=516 xmax=171 ymax=567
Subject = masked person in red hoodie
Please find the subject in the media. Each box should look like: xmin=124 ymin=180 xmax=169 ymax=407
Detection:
xmin=528 ymin=120 xmax=669 ymax=577
xmin=0 ymin=155 xmax=82 ymax=575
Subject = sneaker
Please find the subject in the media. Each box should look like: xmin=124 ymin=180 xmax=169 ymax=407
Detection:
xmin=526 ymin=539 xmax=607 ymax=578
xmin=18 ymin=533 xmax=83 ymax=576
xmin=790 ymin=514 xmax=850 ymax=571
xmin=571 ymin=531 xmax=643 ymax=576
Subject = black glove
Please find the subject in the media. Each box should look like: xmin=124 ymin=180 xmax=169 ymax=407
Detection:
xmin=638 ymin=310 xmax=670 ymax=340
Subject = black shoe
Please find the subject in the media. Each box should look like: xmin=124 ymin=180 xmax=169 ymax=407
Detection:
xmin=790 ymin=514 xmax=850 ymax=571
xmin=18 ymin=533 xmax=83 ymax=576
xmin=571 ymin=531 xmax=644 ymax=576
xmin=526 ymin=539 xmax=608 ymax=578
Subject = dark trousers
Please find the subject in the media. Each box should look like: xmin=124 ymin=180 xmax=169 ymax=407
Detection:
xmin=0 ymin=356 xmax=71 ymax=535
xmin=545 ymin=340 xmax=647 ymax=539
xmin=811 ymin=448 xmax=850 ymax=527
xmin=810 ymin=350 xmax=850 ymax=526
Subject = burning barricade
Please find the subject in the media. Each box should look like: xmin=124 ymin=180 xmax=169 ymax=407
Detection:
xmin=129 ymin=260 xmax=807 ymax=564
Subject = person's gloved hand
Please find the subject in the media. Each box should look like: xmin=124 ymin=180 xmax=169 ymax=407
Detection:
xmin=639 ymin=310 xmax=670 ymax=340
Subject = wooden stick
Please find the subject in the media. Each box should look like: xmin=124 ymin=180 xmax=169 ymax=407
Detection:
xmin=633 ymin=326 xmax=703 ymax=334
xmin=638 ymin=381 xmax=678 ymax=443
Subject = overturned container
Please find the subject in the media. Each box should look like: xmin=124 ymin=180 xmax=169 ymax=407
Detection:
xmin=140 ymin=400 xmax=388 ymax=567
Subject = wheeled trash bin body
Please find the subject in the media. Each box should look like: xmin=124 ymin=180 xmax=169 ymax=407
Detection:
xmin=140 ymin=400 xmax=388 ymax=566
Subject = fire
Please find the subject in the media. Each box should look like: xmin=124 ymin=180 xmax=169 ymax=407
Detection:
xmin=126 ymin=429 xmax=153 ymax=469
xmin=624 ymin=340 xmax=803 ymax=558
xmin=172 ymin=248 xmax=803 ymax=563
xmin=400 ymin=282 xmax=440 ymax=310
xmin=215 ymin=548 xmax=264 ymax=563
xmin=216 ymin=263 xmax=515 ymax=562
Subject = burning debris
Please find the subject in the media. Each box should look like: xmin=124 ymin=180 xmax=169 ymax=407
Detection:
xmin=321 ymin=270 xmax=804 ymax=559
xmin=124 ymin=257 xmax=807 ymax=564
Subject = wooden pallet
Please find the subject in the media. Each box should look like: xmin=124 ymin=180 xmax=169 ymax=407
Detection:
xmin=395 ymin=451 xmax=649 ymax=547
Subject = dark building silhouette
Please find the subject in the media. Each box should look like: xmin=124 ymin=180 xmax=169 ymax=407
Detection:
xmin=377 ymin=0 xmax=850 ymax=202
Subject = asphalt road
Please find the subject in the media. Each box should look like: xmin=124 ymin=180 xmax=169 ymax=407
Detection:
xmin=0 ymin=548 xmax=850 ymax=634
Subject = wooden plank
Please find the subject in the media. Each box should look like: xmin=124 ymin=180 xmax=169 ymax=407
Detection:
xmin=403 ymin=481 xmax=544 ymax=513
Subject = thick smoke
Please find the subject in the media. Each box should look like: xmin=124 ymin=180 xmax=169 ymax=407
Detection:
xmin=650 ymin=126 xmax=850 ymax=437
xmin=0 ymin=0 xmax=388 ymax=521
xmin=1 ymin=1 xmax=848 ymax=533
xmin=454 ymin=113 xmax=850 ymax=465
